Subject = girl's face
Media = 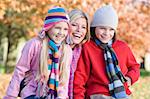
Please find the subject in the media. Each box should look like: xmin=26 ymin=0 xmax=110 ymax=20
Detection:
xmin=71 ymin=17 xmax=87 ymax=44
xmin=95 ymin=26 xmax=115 ymax=43
xmin=47 ymin=21 xmax=69 ymax=44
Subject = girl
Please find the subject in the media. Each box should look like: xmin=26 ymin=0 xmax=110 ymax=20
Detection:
xmin=4 ymin=7 xmax=72 ymax=99
xmin=17 ymin=9 xmax=90 ymax=99
xmin=73 ymin=5 xmax=140 ymax=99
xmin=66 ymin=9 xmax=90 ymax=99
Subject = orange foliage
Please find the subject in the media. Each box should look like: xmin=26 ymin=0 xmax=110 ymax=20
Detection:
xmin=0 ymin=0 xmax=149 ymax=61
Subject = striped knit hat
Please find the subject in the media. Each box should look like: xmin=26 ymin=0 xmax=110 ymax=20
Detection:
xmin=39 ymin=7 xmax=70 ymax=38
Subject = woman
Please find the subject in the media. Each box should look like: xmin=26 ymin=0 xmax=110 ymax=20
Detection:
xmin=73 ymin=5 xmax=140 ymax=99
xmin=66 ymin=9 xmax=90 ymax=99
xmin=4 ymin=7 xmax=72 ymax=99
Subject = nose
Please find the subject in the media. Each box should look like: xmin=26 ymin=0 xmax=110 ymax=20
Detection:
xmin=58 ymin=30 xmax=62 ymax=34
xmin=57 ymin=31 xmax=63 ymax=36
xmin=57 ymin=29 xmax=66 ymax=37
xmin=76 ymin=25 xmax=81 ymax=32
xmin=58 ymin=28 xmax=64 ymax=34
xmin=103 ymin=29 xmax=110 ymax=35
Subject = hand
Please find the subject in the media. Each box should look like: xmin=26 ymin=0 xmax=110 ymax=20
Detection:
xmin=125 ymin=76 xmax=131 ymax=87
xmin=24 ymin=71 xmax=33 ymax=85
xmin=18 ymin=71 xmax=33 ymax=97
xmin=3 ymin=95 xmax=17 ymax=99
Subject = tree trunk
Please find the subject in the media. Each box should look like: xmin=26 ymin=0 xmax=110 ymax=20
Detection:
xmin=5 ymin=38 xmax=10 ymax=73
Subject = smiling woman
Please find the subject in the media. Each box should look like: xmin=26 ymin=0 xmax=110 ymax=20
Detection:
xmin=70 ymin=17 xmax=87 ymax=45
xmin=66 ymin=9 xmax=91 ymax=99
xmin=66 ymin=9 xmax=90 ymax=48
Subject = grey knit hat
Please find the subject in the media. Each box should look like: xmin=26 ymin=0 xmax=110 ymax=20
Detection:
xmin=91 ymin=5 xmax=118 ymax=30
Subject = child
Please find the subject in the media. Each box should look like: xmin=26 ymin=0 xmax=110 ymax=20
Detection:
xmin=73 ymin=5 xmax=140 ymax=99
xmin=17 ymin=9 xmax=90 ymax=99
xmin=67 ymin=9 xmax=90 ymax=99
xmin=4 ymin=7 xmax=72 ymax=99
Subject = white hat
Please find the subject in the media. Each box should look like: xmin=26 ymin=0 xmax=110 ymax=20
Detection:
xmin=91 ymin=5 xmax=118 ymax=30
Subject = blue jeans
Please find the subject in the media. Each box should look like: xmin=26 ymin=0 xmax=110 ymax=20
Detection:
xmin=25 ymin=95 xmax=46 ymax=99
xmin=24 ymin=95 xmax=36 ymax=99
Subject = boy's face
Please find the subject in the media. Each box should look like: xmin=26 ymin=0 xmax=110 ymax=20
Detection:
xmin=47 ymin=21 xmax=69 ymax=44
xmin=95 ymin=26 xmax=115 ymax=43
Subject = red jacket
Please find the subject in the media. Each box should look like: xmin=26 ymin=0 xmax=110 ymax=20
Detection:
xmin=73 ymin=40 xmax=140 ymax=99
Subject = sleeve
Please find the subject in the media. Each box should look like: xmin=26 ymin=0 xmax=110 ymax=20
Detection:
xmin=57 ymin=45 xmax=72 ymax=99
xmin=125 ymin=46 xmax=140 ymax=85
xmin=3 ymin=40 xmax=35 ymax=99
xmin=73 ymin=45 xmax=91 ymax=99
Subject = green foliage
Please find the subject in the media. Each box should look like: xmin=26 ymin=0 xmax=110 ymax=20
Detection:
xmin=140 ymin=69 xmax=150 ymax=77
xmin=0 ymin=64 xmax=5 ymax=73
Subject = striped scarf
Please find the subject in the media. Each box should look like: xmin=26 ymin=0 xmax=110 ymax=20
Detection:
xmin=47 ymin=39 xmax=60 ymax=98
xmin=94 ymin=38 xmax=127 ymax=99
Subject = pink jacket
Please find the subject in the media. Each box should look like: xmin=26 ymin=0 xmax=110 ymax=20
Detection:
xmin=4 ymin=37 xmax=72 ymax=99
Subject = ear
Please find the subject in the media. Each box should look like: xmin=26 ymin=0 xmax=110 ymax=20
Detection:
xmin=66 ymin=34 xmax=73 ymax=44
xmin=38 ymin=30 xmax=46 ymax=39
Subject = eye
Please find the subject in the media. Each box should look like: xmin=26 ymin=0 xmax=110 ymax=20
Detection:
xmin=110 ymin=28 xmax=114 ymax=31
xmin=82 ymin=26 xmax=86 ymax=29
xmin=100 ymin=27 xmax=105 ymax=29
xmin=64 ymin=27 xmax=69 ymax=31
xmin=71 ymin=23 xmax=77 ymax=26
xmin=110 ymin=28 xmax=115 ymax=32
xmin=54 ymin=26 xmax=61 ymax=30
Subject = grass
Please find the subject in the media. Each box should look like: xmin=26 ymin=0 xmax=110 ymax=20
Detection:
xmin=140 ymin=69 xmax=150 ymax=77
xmin=131 ymin=69 xmax=150 ymax=99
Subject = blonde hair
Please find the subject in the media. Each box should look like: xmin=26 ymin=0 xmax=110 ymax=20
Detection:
xmin=69 ymin=9 xmax=91 ymax=44
xmin=59 ymin=43 xmax=72 ymax=85
xmin=36 ymin=37 xmax=72 ymax=85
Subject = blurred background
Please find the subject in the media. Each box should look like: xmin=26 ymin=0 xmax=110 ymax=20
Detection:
xmin=0 ymin=0 xmax=150 ymax=99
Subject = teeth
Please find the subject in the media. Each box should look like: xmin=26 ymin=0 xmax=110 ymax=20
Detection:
xmin=73 ymin=33 xmax=82 ymax=38
xmin=56 ymin=35 xmax=64 ymax=38
xmin=75 ymin=36 xmax=80 ymax=38
xmin=101 ymin=35 xmax=107 ymax=39
xmin=73 ymin=35 xmax=80 ymax=38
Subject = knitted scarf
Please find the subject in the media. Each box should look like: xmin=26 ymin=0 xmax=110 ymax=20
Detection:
xmin=47 ymin=38 xmax=60 ymax=98
xmin=94 ymin=38 xmax=127 ymax=99
xmin=36 ymin=38 xmax=60 ymax=99
xmin=68 ymin=45 xmax=82 ymax=99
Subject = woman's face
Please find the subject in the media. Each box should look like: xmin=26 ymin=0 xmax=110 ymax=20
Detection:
xmin=47 ymin=21 xmax=69 ymax=44
xmin=95 ymin=26 xmax=115 ymax=43
xmin=70 ymin=17 xmax=87 ymax=44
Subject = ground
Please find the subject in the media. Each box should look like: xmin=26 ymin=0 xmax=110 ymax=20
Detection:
xmin=0 ymin=74 xmax=150 ymax=99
